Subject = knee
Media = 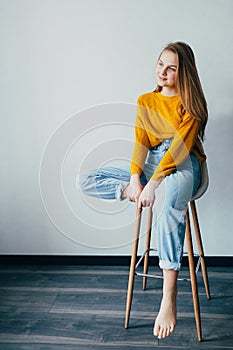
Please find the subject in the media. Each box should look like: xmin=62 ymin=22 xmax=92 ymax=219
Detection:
xmin=153 ymin=192 xmax=186 ymax=234
xmin=156 ymin=183 xmax=190 ymax=215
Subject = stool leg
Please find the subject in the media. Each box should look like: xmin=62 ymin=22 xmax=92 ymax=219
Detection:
xmin=125 ymin=207 xmax=142 ymax=329
xmin=143 ymin=206 xmax=153 ymax=291
xmin=190 ymin=201 xmax=211 ymax=300
xmin=186 ymin=208 xmax=202 ymax=342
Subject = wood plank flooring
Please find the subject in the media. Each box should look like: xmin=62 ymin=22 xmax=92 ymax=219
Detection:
xmin=0 ymin=265 xmax=232 ymax=349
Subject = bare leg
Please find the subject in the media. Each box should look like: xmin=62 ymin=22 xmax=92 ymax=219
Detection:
xmin=153 ymin=269 xmax=178 ymax=339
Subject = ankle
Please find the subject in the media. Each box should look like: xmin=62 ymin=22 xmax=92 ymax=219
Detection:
xmin=121 ymin=184 xmax=129 ymax=199
xmin=162 ymin=285 xmax=178 ymax=297
xmin=162 ymin=270 xmax=178 ymax=293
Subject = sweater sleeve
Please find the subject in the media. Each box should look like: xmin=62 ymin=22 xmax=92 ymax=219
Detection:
xmin=151 ymin=113 xmax=200 ymax=181
xmin=130 ymin=97 xmax=151 ymax=176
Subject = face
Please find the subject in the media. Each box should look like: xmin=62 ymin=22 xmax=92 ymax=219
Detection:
xmin=155 ymin=50 xmax=178 ymax=93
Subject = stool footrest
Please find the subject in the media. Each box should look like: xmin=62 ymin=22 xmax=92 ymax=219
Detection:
xmin=135 ymin=271 xmax=164 ymax=279
xmin=134 ymin=249 xmax=203 ymax=282
xmin=135 ymin=270 xmax=191 ymax=282
xmin=135 ymin=248 xmax=157 ymax=270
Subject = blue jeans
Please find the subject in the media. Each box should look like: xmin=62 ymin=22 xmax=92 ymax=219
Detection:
xmin=78 ymin=139 xmax=200 ymax=271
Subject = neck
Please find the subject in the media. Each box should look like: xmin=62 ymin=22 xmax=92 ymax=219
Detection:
xmin=160 ymin=87 xmax=178 ymax=97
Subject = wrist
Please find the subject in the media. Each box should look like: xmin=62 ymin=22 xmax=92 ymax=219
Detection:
xmin=147 ymin=179 xmax=160 ymax=190
xmin=130 ymin=174 xmax=141 ymax=186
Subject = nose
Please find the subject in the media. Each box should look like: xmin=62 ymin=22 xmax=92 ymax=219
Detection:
xmin=161 ymin=67 xmax=167 ymax=76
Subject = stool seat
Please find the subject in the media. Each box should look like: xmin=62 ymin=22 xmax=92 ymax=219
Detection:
xmin=125 ymin=160 xmax=211 ymax=342
xmin=192 ymin=160 xmax=209 ymax=200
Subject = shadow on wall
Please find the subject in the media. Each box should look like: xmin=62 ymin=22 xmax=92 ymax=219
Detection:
xmin=205 ymin=114 xmax=233 ymax=202
xmin=198 ymin=113 xmax=233 ymax=255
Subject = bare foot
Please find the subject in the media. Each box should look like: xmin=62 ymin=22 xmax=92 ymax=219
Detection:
xmin=121 ymin=184 xmax=129 ymax=199
xmin=153 ymin=289 xmax=177 ymax=339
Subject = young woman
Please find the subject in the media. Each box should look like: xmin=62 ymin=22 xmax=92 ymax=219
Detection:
xmin=79 ymin=42 xmax=208 ymax=339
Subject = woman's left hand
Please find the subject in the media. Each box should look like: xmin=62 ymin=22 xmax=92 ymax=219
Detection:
xmin=137 ymin=180 xmax=160 ymax=209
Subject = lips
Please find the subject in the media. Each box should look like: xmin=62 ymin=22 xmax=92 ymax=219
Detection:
xmin=159 ymin=76 xmax=167 ymax=81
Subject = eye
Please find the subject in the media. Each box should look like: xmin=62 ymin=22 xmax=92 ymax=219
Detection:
xmin=169 ymin=67 xmax=176 ymax=72
xmin=158 ymin=61 xmax=163 ymax=66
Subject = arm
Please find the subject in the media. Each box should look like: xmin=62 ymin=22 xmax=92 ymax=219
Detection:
xmin=151 ymin=113 xmax=200 ymax=181
xmin=137 ymin=113 xmax=200 ymax=208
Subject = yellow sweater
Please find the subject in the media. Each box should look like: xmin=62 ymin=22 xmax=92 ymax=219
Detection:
xmin=130 ymin=92 xmax=206 ymax=181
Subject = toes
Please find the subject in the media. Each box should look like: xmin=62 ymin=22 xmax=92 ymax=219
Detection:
xmin=170 ymin=323 xmax=175 ymax=334
xmin=153 ymin=324 xmax=159 ymax=337
xmin=158 ymin=327 xmax=164 ymax=339
xmin=162 ymin=326 xmax=169 ymax=339
xmin=154 ymin=317 xmax=176 ymax=339
xmin=154 ymin=324 xmax=175 ymax=339
xmin=166 ymin=327 xmax=170 ymax=337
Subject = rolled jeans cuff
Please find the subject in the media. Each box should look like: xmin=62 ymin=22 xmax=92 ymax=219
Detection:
xmin=159 ymin=259 xmax=181 ymax=271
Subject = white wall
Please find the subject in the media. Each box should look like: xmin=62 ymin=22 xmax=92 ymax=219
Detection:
xmin=0 ymin=0 xmax=232 ymax=256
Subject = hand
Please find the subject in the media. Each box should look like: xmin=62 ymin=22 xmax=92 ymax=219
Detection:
xmin=127 ymin=182 xmax=144 ymax=204
xmin=137 ymin=180 xmax=160 ymax=209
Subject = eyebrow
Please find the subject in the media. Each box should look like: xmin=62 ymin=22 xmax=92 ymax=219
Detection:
xmin=159 ymin=59 xmax=177 ymax=68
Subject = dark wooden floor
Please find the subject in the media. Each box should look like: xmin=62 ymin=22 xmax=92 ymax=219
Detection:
xmin=0 ymin=264 xmax=232 ymax=350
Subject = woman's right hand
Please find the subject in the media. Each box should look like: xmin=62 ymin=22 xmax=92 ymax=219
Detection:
xmin=127 ymin=174 xmax=144 ymax=204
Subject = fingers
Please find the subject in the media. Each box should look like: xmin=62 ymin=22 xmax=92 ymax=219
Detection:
xmin=137 ymin=199 xmax=152 ymax=209
xmin=137 ymin=190 xmax=155 ymax=208
xmin=128 ymin=194 xmax=154 ymax=208
xmin=128 ymin=196 xmax=137 ymax=203
xmin=128 ymin=194 xmax=141 ymax=206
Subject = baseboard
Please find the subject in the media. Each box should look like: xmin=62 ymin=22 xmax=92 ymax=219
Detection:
xmin=0 ymin=255 xmax=232 ymax=267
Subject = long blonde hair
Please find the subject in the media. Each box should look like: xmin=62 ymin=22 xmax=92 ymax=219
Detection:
xmin=155 ymin=42 xmax=208 ymax=141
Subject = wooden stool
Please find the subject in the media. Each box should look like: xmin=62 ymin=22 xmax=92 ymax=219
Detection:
xmin=125 ymin=161 xmax=211 ymax=342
